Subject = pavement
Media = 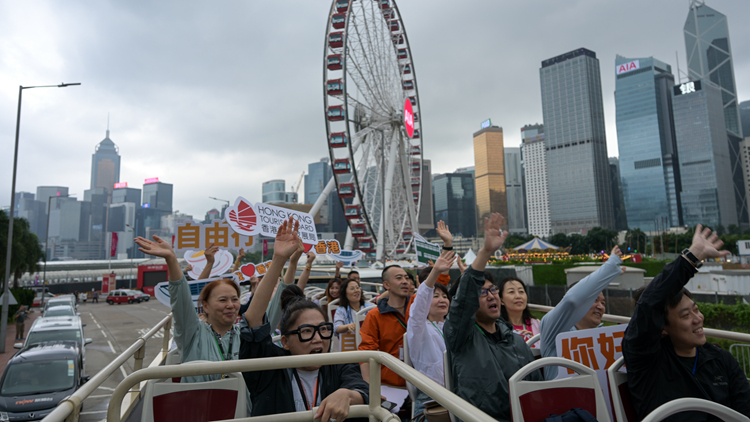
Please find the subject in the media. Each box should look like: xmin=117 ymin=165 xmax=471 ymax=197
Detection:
xmin=0 ymin=308 xmax=42 ymax=368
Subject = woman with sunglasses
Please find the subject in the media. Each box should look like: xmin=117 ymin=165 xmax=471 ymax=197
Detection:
xmin=241 ymin=216 xmax=369 ymax=420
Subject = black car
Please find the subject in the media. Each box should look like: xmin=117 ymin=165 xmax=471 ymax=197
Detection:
xmin=0 ymin=342 xmax=88 ymax=421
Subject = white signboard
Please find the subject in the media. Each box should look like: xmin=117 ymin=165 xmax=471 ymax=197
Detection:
xmin=174 ymin=220 xmax=255 ymax=253
xmin=232 ymin=260 xmax=273 ymax=282
xmin=738 ymin=240 xmax=750 ymax=256
xmin=184 ymin=249 xmax=234 ymax=279
xmin=226 ymin=197 xmax=317 ymax=248
xmin=154 ymin=276 xmax=224 ymax=313
xmin=413 ymin=233 xmax=441 ymax=264
xmin=313 ymin=239 xmax=364 ymax=267
xmin=555 ymin=324 xmax=628 ymax=420
xmin=616 ymin=60 xmax=639 ymax=75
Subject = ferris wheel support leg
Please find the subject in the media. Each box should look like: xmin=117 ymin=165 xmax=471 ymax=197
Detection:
xmin=309 ymin=177 xmax=337 ymax=218
xmin=344 ymin=226 xmax=354 ymax=250
xmin=376 ymin=140 xmax=400 ymax=261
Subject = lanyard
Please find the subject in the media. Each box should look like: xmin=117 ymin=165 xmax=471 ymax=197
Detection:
xmin=394 ymin=313 xmax=407 ymax=330
xmin=212 ymin=330 xmax=234 ymax=361
xmin=430 ymin=321 xmax=444 ymax=338
xmin=692 ymin=349 xmax=698 ymax=375
xmin=292 ymin=370 xmax=320 ymax=411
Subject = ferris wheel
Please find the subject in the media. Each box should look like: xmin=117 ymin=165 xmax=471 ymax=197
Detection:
xmin=323 ymin=0 xmax=423 ymax=260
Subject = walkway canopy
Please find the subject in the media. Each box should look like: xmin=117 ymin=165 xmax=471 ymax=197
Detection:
xmin=511 ymin=237 xmax=560 ymax=253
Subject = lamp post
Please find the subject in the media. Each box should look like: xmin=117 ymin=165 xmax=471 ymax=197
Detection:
xmin=42 ymin=193 xmax=75 ymax=304
xmin=126 ymin=224 xmax=135 ymax=289
xmin=209 ymin=196 xmax=230 ymax=219
xmin=1 ymin=82 xmax=81 ymax=353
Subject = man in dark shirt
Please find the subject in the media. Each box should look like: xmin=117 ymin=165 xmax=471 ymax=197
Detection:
xmin=14 ymin=305 xmax=28 ymax=340
xmin=623 ymin=224 xmax=750 ymax=421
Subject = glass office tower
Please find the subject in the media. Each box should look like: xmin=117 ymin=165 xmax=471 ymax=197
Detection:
xmin=540 ymin=48 xmax=614 ymax=234
xmin=615 ymin=56 xmax=681 ymax=232
xmin=433 ymin=173 xmax=477 ymax=238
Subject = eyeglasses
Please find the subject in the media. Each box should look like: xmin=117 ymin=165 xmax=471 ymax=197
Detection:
xmin=479 ymin=287 xmax=499 ymax=297
xmin=284 ymin=323 xmax=334 ymax=342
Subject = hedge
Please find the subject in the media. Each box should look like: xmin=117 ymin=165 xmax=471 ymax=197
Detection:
xmin=529 ymin=261 xmax=668 ymax=286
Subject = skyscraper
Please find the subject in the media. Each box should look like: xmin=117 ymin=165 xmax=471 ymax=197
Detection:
xmin=305 ymin=158 xmax=347 ymax=235
xmin=615 ymin=56 xmax=681 ymax=231
xmin=418 ymin=159 xmax=434 ymax=235
xmin=685 ymin=1 xmax=747 ymax=226
xmin=608 ymin=157 xmax=628 ymax=231
xmin=521 ymin=124 xmax=550 ymax=237
xmin=90 ymin=128 xmax=121 ymax=197
xmin=142 ymin=180 xmax=173 ymax=214
xmin=473 ymin=125 xmax=507 ymax=226
xmin=673 ymin=80 xmax=737 ymax=228
xmin=540 ymin=48 xmax=614 ymax=234
xmin=433 ymin=173 xmax=476 ymax=238
xmin=112 ymin=187 xmax=142 ymax=207
xmin=740 ymin=100 xmax=750 ymax=141
xmin=262 ymin=180 xmax=287 ymax=204
xmin=504 ymin=148 xmax=526 ymax=234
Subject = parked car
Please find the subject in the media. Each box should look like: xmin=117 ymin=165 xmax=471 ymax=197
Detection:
xmin=15 ymin=316 xmax=91 ymax=370
xmin=0 ymin=341 xmax=88 ymax=421
xmin=32 ymin=293 xmax=55 ymax=308
xmin=106 ymin=290 xmax=134 ymax=305
xmin=126 ymin=290 xmax=148 ymax=303
xmin=43 ymin=296 xmax=76 ymax=311
xmin=42 ymin=306 xmax=77 ymax=318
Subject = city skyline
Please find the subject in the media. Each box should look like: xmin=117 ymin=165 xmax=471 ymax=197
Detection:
xmin=1 ymin=1 xmax=749 ymax=220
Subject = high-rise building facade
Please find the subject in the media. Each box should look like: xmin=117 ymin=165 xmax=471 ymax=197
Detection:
xmin=673 ymin=80 xmax=737 ymax=227
xmin=504 ymin=148 xmax=526 ymax=234
xmin=473 ymin=126 xmax=507 ymax=226
xmin=608 ymin=157 xmax=628 ymax=231
xmin=685 ymin=1 xmax=747 ymax=226
xmin=262 ymin=180 xmax=286 ymax=204
xmin=36 ymin=186 xmax=70 ymax=212
xmin=112 ymin=187 xmax=142 ymax=207
xmin=741 ymin=100 xmax=750 ymax=137
xmin=521 ymin=124 xmax=550 ymax=237
xmin=615 ymin=56 xmax=681 ymax=231
xmin=433 ymin=173 xmax=476 ymax=238
xmin=90 ymin=129 xmax=121 ymax=197
xmin=305 ymin=158 xmax=348 ymax=235
xmin=418 ymin=159 xmax=434 ymax=235
xmin=142 ymin=180 xmax=173 ymax=213
xmin=540 ymin=48 xmax=614 ymax=234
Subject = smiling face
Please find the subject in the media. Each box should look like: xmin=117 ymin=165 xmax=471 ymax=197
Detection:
xmin=344 ymin=281 xmax=362 ymax=305
xmin=202 ymin=283 xmax=240 ymax=329
xmin=281 ymin=309 xmax=330 ymax=370
xmin=576 ymin=292 xmax=606 ymax=330
xmin=383 ymin=267 xmax=410 ymax=299
xmin=328 ymin=280 xmax=341 ymax=299
xmin=475 ymin=279 xmax=501 ymax=324
xmin=500 ymin=280 xmax=527 ymax=315
xmin=663 ymin=294 xmax=706 ymax=356
xmin=428 ymin=287 xmax=450 ymax=322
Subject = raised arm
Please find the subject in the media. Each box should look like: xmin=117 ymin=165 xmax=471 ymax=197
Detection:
xmin=198 ymin=243 xmax=218 ymax=280
xmin=334 ymin=261 xmax=343 ymax=279
xmin=245 ymin=216 xmax=300 ymax=328
xmin=283 ymin=236 xmax=305 ymax=285
xmin=298 ymin=251 xmax=315 ymax=291
xmin=135 ymin=235 xmax=182 ymax=281
xmin=435 ymin=220 xmax=453 ymax=275
xmin=230 ymin=248 xmax=245 ymax=273
xmin=409 ymin=250 xmax=454 ymax=333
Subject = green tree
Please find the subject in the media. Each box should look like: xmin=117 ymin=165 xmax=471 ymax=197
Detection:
xmin=0 ymin=213 xmax=44 ymax=289
xmin=548 ymin=233 xmax=570 ymax=249
xmin=728 ymin=224 xmax=741 ymax=235
xmin=504 ymin=233 xmax=534 ymax=250
xmin=569 ymin=234 xmax=588 ymax=255
xmin=586 ymin=226 xmax=618 ymax=253
xmin=625 ymin=228 xmax=648 ymax=254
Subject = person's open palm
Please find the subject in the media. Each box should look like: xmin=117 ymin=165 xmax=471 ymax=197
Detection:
xmin=483 ymin=213 xmax=508 ymax=252
xmin=434 ymin=250 xmax=454 ymax=273
xmin=274 ymin=216 xmax=301 ymax=259
xmin=690 ymin=224 xmax=730 ymax=261
xmin=135 ymin=235 xmax=175 ymax=258
xmin=204 ymin=243 xmax=218 ymax=262
xmin=436 ymin=220 xmax=453 ymax=244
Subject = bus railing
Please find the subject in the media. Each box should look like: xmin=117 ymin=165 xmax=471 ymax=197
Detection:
xmin=528 ymin=304 xmax=750 ymax=343
xmin=42 ymin=314 xmax=173 ymax=422
xmin=106 ymin=351 xmax=496 ymax=422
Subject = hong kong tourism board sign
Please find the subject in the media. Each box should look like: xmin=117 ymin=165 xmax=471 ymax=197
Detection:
xmin=226 ymin=197 xmax=317 ymax=250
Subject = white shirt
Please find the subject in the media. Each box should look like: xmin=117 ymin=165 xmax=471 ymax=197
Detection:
xmin=291 ymin=369 xmax=320 ymax=411
xmin=406 ymin=283 xmax=446 ymax=386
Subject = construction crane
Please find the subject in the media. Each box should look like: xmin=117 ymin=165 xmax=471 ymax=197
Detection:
xmin=293 ymin=171 xmax=305 ymax=194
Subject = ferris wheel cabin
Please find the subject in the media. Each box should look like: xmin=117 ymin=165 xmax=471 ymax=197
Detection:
xmin=411 ymin=177 xmax=420 ymax=187
xmin=327 ymin=54 xmax=342 ymax=70
xmin=412 ymin=192 xmax=419 ymax=202
xmin=383 ymin=8 xmax=394 ymax=20
xmin=392 ymin=34 xmax=403 ymax=45
xmin=402 ymin=64 xmax=412 ymax=75
xmin=357 ymin=238 xmax=373 ymax=250
xmin=411 ymin=161 xmax=421 ymax=172
xmin=326 ymin=79 xmax=343 ymax=95
xmin=327 ymin=106 xmax=345 ymax=121
xmin=410 ymin=145 xmax=421 ymax=155
xmin=329 ymin=132 xmax=347 ymax=148
xmin=402 ymin=80 xmax=414 ymax=90
xmin=398 ymin=49 xmax=408 ymax=60
xmin=390 ymin=20 xmax=400 ymax=32
xmin=351 ymin=224 xmax=368 ymax=237
xmin=403 ymin=231 xmax=413 ymax=241
xmin=332 ymin=13 xmax=346 ymax=29
xmin=333 ymin=158 xmax=351 ymax=173
xmin=328 ymin=32 xmax=344 ymax=48
xmin=338 ymin=182 xmax=355 ymax=197
xmin=413 ymin=129 xmax=420 ymax=139
xmin=408 ymin=95 xmax=416 ymax=105
xmin=336 ymin=0 xmax=349 ymax=13
xmin=345 ymin=205 xmax=361 ymax=219
xmin=413 ymin=112 xmax=419 ymax=122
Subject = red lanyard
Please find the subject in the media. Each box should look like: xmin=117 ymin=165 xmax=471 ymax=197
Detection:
xmin=292 ymin=370 xmax=320 ymax=411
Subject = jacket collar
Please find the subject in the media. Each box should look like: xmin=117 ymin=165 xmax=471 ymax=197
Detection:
xmin=377 ymin=297 xmax=408 ymax=317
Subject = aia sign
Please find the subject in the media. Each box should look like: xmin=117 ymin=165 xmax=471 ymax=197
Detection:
xmin=616 ymin=60 xmax=640 ymax=75
xmin=404 ymin=98 xmax=414 ymax=138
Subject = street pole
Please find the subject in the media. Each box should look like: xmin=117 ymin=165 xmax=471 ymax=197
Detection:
xmin=1 ymin=82 xmax=80 ymax=354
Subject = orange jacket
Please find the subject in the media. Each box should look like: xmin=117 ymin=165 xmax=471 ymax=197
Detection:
xmin=436 ymin=272 xmax=451 ymax=286
xmin=358 ymin=296 xmax=416 ymax=387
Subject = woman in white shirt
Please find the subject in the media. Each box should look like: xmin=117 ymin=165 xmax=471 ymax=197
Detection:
xmin=407 ymin=250 xmax=453 ymax=416
xmin=333 ymin=279 xmax=374 ymax=349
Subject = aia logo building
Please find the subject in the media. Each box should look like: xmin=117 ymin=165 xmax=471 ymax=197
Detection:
xmin=616 ymin=60 xmax=640 ymax=75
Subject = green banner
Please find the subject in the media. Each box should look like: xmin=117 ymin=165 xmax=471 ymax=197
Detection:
xmin=415 ymin=238 xmax=441 ymax=264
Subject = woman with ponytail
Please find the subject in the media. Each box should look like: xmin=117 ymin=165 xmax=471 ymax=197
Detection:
xmin=240 ymin=216 xmax=369 ymax=420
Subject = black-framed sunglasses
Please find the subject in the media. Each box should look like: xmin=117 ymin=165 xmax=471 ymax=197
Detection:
xmin=284 ymin=322 xmax=334 ymax=342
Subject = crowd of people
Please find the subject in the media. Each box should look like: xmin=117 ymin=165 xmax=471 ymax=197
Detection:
xmin=132 ymin=214 xmax=750 ymax=422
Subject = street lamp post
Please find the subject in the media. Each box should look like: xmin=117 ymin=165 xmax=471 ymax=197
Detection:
xmin=208 ymin=196 xmax=230 ymax=219
xmin=42 ymin=193 xmax=75 ymax=305
xmin=126 ymin=224 xmax=135 ymax=289
xmin=1 ymin=82 xmax=80 ymax=354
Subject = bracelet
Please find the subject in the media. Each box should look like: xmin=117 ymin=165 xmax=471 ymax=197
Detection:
xmin=305 ymin=265 xmax=313 ymax=270
xmin=442 ymin=246 xmax=453 ymax=251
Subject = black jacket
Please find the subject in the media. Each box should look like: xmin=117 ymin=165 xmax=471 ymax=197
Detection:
xmin=444 ymin=266 xmax=542 ymax=422
xmin=239 ymin=317 xmax=369 ymax=417
xmin=623 ymin=257 xmax=750 ymax=421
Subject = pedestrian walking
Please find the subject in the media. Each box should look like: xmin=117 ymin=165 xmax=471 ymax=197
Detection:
xmin=14 ymin=305 xmax=28 ymax=341
xmin=92 ymin=288 xmax=98 ymax=303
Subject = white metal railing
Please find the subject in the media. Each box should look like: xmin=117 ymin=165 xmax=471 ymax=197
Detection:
xmin=528 ymin=304 xmax=750 ymax=343
xmin=360 ymin=281 xmax=383 ymax=294
xmin=106 ymin=351 xmax=496 ymax=422
xmin=730 ymin=343 xmax=750 ymax=380
xmin=42 ymin=314 xmax=173 ymax=422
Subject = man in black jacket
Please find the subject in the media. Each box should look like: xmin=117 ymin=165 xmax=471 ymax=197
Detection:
xmin=623 ymin=224 xmax=750 ymax=421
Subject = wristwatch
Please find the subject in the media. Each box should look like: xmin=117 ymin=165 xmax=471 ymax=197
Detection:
xmin=681 ymin=248 xmax=703 ymax=268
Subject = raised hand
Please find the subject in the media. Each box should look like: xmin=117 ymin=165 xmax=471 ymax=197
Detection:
xmin=237 ymin=248 xmax=245 ymax=260
xmin=433 ymin=250 xmax=455 ymax=273
xmin=456 ymin=254 xmax=467 ymax=274
xmin=689 ymin=224 xmax=730 ymax=261
xmin=306 ymin=250 xmax=316 ymax=264
xmin=274 ymin=216 xmax=301 ymax=260
xmin=204 ymin=243 xmax=218 ymax=263
xmin=291 ymin=233 xmax=305 ymax=258
xmin=336 ymin=261 xmax=344 ymax=269
xmin=135 ymin=235 xmax=175 ymax=259
xmin=436 ymin=220 xmax=453 ymax=248
xmin=481 ymin=213 xmax=508 ymax=253
xmin=610 ymin=245 xmax=622 ymax=258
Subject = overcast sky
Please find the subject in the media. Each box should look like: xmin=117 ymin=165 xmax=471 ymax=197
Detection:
xmin=1 ymin=0 xmax=749 ymax=219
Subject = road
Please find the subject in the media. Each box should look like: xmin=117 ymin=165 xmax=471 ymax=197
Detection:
xmin=75 ymin=298 xmax=172 ymax=422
